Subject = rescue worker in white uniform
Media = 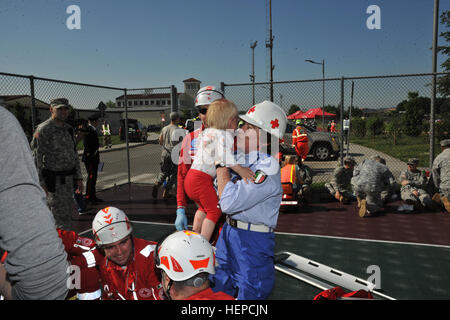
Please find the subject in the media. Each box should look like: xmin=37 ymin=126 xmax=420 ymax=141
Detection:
xmin=210 ymin=101 xmax=287 ymax=300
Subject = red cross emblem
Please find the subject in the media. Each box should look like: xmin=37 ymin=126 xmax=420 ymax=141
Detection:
xmin=270 ymin=118 xmax=279 ymax=129
xmin=248 ymin=106 xmax=256 ymax=114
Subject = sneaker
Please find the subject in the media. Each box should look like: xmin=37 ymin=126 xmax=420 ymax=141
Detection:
xmin=359 ymin=199 xmax=368 ymax=217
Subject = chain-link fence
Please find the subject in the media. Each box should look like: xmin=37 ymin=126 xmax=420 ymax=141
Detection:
xmin=222 ymin=73 xmax=450 ymax=184
xmin=0 ymin=72 xmax=179 ymax=195
xmin=2 ymin=71 xmax=449 ymax=192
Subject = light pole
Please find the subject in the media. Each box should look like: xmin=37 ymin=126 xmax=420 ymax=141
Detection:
xmin=250 ymin=41 xmax=258 ymax=105
xmin=305 ymin=59 xmax=325 ymax=130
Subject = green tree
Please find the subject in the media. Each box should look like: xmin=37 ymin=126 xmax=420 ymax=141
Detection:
xmin=437 ymin=10 xmax=450 ymax=97
xmin=351 ymin=117 xmax=366 ymax=137
xmin=105 ymin=100 xmax=116 ymax=108
xmin=366 ymin=116 xmax=385 ymax=136
xmin=401 ymin=92 xmax=425 ymax=137
xmin=385 ymin=116 xmax=402 ymax=145
xmin=288 ymin=104 xmax=300 ymax=115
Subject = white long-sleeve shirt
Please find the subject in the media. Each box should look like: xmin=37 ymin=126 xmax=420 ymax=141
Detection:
xmin=191 ymin=128 xmax=237 ymax=177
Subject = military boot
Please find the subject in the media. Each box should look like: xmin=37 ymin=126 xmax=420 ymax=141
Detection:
xmin=359 ymin=198 xmax=368 ymax=217
xmin=442 ymin=196 xmax=450 ymax=213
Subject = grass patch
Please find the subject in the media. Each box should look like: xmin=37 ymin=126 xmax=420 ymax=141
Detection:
xmin=350 ymin=134 xmax=440 ymax=167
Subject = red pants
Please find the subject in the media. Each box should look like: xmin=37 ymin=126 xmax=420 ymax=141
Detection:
xmin=295 ymin=142 xmax=309 ymax=161
xmin=184 ymin=169 xmax=222 ymax=224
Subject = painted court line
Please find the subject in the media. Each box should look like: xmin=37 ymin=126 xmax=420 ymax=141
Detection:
xmin=80 ymin=220 xmax=450 ymax=250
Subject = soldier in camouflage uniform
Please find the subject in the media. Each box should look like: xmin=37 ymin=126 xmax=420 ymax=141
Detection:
xmin=399 ymin=158 xmax=433 ymax=210
xmin=325 ymin=157 xmax=357 ymax=204
xmin=30 ymin=98 xmax=84 ymax=229
xmin=351 ymin=155 xmax=396 ymax=217
xmin=432 ymin=139 xmax=450 ymax=212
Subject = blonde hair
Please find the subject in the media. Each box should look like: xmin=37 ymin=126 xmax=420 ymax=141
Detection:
xmin=282 ymin=154 xmax=299 ymax=167
xmin=206 ymin=99 xmax=239 ymax=130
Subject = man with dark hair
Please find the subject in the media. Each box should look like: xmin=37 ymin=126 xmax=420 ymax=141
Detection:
xmin=83 ymin=113 xmax=102 ymax=204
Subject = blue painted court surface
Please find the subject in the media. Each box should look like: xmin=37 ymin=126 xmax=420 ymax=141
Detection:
xmin=80 ymin=220 xmax=450 ymax=300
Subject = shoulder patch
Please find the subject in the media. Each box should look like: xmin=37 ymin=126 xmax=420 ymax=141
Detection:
xmin=254 ymin=170 xmax=267 ymax=184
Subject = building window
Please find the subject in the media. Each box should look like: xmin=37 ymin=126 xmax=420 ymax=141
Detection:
xmin=145 ymin=100 xmax=149 ymax=105
xmin=140 ymin=100 xmax=143 ymax=106
xmin=128 ymin=101 xmax=132 ymax=106
xmin=162 ymin=100 xmax=166 ymax=105
xmin=151 ymin=100 xmax=154 ymax=105
xmin=117 ymin=101 xmax=121 ymax=107
xmin=134 ymin=101 xmax=138 ymax=106
xmin=167 ymin=100 xmax=171 ymax=105
xmin=156 ymin=100 xmax=160 ymax=105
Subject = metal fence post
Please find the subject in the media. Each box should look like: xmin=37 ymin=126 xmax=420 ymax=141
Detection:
xmin=124 ymin=88 xmax=131 ymax=199
xmin=430 ymin=0 xmax=439 ymax=168
xmin=170 ymin=85 xmax=178 ymax=113
xmin=340 ymin=77 xmax=344 ymax=166
xmin=29 ymin=75 xmax=36 ymax=133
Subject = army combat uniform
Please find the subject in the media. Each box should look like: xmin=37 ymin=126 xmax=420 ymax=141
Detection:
xmin=432 ymin=139 xmax=450 ymax=212
xmin=351 ymin=158 xmax=396 ymax=215
xmin=326 ymin=166 xmax=354 ymax=201
xmin=399 ymin=159 xmax=432 ymax=208
xmin=31 ymin=115 xmax=82 ymax=229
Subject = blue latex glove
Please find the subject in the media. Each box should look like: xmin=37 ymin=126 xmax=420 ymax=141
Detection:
xmin=175 ymin=208 xmax=188 ymax=231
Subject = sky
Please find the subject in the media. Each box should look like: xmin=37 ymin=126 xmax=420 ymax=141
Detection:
xmin=1 ymin=0 xmax=449 ymax=110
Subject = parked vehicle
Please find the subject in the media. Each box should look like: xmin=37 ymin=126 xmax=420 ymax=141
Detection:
xmin=185 ymin=118 xmax=201 ymax=133
xmin=119 ymin=119 xmax=148 ymax=142
xmin=282 ymin=121 xmax=340 ymax=161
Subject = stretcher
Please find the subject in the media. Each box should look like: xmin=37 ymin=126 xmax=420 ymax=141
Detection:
xmin=274 ymin=251 xmax=396 ymax=300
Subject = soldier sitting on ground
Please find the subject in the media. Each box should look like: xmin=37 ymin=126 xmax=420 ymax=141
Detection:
xmin=398 ymin=158 xmax=434 ymax=212
xmin=325 ymin=157 xmax=356 ymax=204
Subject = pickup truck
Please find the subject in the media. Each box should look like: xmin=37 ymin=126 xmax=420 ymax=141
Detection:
xmin=282 ymin=122 xmax=340 ymax=161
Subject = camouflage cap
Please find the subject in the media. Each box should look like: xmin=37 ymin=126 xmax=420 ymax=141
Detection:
xmin=440 ymin=139 xmax=450 ymax=147
xmin=407 ymin=158 xmax=419 ymax=165
xmin=50 ymin=98 xmax=70 ymax=109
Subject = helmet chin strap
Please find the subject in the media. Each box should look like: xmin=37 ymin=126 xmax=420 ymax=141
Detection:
xmin=162 ymin=275 xmax=174 ymax=300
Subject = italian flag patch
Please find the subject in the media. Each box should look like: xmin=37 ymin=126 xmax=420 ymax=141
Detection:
xmin=254 ymin=170 xmax=267 ymax=184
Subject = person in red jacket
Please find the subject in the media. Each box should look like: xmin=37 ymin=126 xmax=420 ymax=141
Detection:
xmin=292 ymin=120 xmax=309 ymax=161
xmin=155 ymin=230 xmax=234 ymax=300
xmin=92 ymin=206 xmax=164 ymax=300
xmin=57 ymin=228 xmax=103 ymax=300
xmin=175 ymin=86 xmax=225 ymax=242
xmin=2 ymin=228 xmax=104 ymax=300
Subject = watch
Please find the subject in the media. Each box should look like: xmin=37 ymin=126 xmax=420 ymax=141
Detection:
xmin=215 ymin=162 xmax=226 ymax=169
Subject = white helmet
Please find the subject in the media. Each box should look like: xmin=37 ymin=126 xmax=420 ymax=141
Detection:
xmin=194 ymin=85 xmax=224 ymax=107
xmin=155 ymin=231 xmax=215 ymax=282
xmin=239 ymin=100 xmax=287 ymax=139
xmin=92 ymin=207 xmax=133 ymax=246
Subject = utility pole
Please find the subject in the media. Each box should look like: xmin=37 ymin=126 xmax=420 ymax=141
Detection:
xmin=250 ymin=40 xmax=258 ymax=105
xmin=430 ymin=0 xmax=439 ymax=168
xmin=266 ymin=0 xmax=274 ymax=102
